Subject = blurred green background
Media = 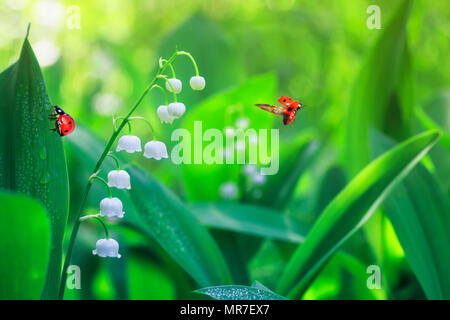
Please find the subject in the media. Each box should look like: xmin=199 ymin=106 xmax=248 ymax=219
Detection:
xmin=0 ymin=0 xmax=449 ymax=300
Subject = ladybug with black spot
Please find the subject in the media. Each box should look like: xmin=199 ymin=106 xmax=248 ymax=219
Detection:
xmin=49 ymin=106 xmax=75 ymax=136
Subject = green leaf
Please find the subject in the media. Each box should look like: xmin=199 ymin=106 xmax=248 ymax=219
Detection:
xmin=345 ymin=0 xmax=413 ymax=175
xmin=67 ymin=125 xmax=232 ymax=287
xmin=0 ymin=191 xmax=50 ymax=299
xmin=127 ymin=167 xmax=233 ymax=286
xmin=259 ymin=131 xmax=318 ymax=210
xmin=277 ymin=130 xmax=441 ymax=299
xmin=370 ymin=129 xmax=450 ymax=299
xmin=195 ymin=284 xmax=287 ymax=300
xmin=0 ymin=31 xmax=69 ymax=299
xmin=190 ymin=202 xmax=309 ymax=243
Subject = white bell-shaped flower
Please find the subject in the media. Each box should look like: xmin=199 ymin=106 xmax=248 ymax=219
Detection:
xmin=243 ymin=164 xmax=258 ymax=176
xmin=99 ymin=197 xmax=125 ymax=218
xmin=168 ymin=102 xmax=186 ymax=119
xmin=189 ymin=76 xmax=206 ymax=90
xmin=165 ymin=78 xmax=182 ymax=94
xmin=107 ymin=170 xmax=131 ymax=190
xmin=157 ymin=105 xmax=175 ymax=124
xmin=144 ymin=140 xmax=168 ymax=160
xmin=92 ymin=238 xmax=121 ymax=258
xmin=116 ymin=135 xmax=142 ymax=153
xmin=220 ymin=182 xmax=238 ymax=200
xmin=252 ymin=172 xmax=267 ymax=185
xmin=235 ymin=117 xmax=250 ymax=129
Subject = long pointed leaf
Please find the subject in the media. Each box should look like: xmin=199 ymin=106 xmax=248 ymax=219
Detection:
xmin=277 ymin=130 xmax=441 ymax=298
xmin=371 ymin=129 xmax=450 ymax=299
xmin=0 ymin=31 xmax=69 ymax=299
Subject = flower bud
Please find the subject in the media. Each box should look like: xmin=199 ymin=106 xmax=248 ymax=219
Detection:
xmin=99 ymin=197 xmax=125 ymax=218
xmin=243 ymin=164 xmax=258 ymax=176
xmin=235 ymin=117 xmax=250 ymax=129
xmin=144 ymin=140 xmax=168 ymax=160
xmin=116 ymin=135 xmax=142 ymax=153
xmin=189 ymin=76 xmax=206 ymax=90
xmin=165 ymin=78 xmax=182 ymax=94
xmin=92 ymin=238 xmax=121 ymax=258
xmin=157 ymin=105 xmax=175 ymax=124
xmin=252 ymin=172 xmax=266 ymax=185
xmin=107 ymin=170 xmax=131 ymax=190
xmin=168 ymin=102 xmax=186 ymax=119
xmin=219 ymin=182 xmax=238 ymax=200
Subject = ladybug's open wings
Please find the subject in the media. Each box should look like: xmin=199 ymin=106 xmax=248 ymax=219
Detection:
xmin=255 ymin=104 xmax=285 ymax=116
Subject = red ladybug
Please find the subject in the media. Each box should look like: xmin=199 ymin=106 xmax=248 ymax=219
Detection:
xmin=49 ymin=106 xmax=75 ymax=136
xmin=255 ymin=96 xmax=303 ymax=125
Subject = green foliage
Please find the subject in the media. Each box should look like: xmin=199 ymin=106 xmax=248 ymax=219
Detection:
xmin=191 ymin=202 xmax=308 ymax=243
xmin=371 ymin=129 xmax=450 ymax=299
xmin=0 ymin=191 xmax=50 ymax=299
xmin=277 ymin=130 xmax=440 ymax=299
xmin=0 ymin=0 xmax=449 ymax=301
xmin=345 ymin=0 xmax=413 ymax=175
xmin=67 ymin=126 xmax=232 ymax=288
xmin=0 ymin=32 xmax=69 ymax=299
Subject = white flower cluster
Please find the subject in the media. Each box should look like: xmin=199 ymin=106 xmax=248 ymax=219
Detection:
xmin=157 ymin=75 xmax=205 ymax=124
xmin=116 ymin=135 xmax=168 ymax=160
xmin=86 ymin=54 xmax=206 ymax=260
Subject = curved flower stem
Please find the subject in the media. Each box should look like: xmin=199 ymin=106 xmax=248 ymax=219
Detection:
xmin=151 ymin=84 xmax=168 ymax=106
xmin=159 ymin=58 xmax=177 ymax=79
xmin=157 ymin=75 xmax=178 ymax=102
xmin=58 ymin=51 xmax=179 ymax=300
xmin=113 ymin=116 xmax=132 ymax=134
xmin=79 ymin=215 xmax=109 ymax=239
xmin=128 ymin=117 xmax=156 ymax=140
xmin=106 ymin=153 xmax=121 ymax=171
xmin=177 ymin=50 xmax=199 ymax=76
xmin=89 ymin=175 xmax=112 ymax=198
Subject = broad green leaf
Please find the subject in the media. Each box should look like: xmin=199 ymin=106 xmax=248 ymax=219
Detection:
xmin=67 ymin=125 xmax=232 ymax=287
xmin=0 ymin=30 xmax=69 ymax=299
xmin=190 ymin=202 xmax=309 ymax=243
xmin=313 ymin=166 xmax=347 ymax=216
xmin=345 ymin=0 xmax=412 ymax=175
xmin=371 ymin=129 xmax=450 ymax=299
xmin=415 ymin=90 xmax=450 ymax=194
xmin=181 ymin=74 xmax=277 ymax=201
xmin=0 ymin=191 xmax=50 ymax=299
xmin=195 ymin=284 xmax=287 ymax=300
xmin=277 ymin=130 xmax=441 ymax=299
xmin=259 ymin=131 xmax=319 ymax=210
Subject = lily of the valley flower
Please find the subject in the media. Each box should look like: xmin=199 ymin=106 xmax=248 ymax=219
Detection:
xmin=92 ymin=238 xmax=121 ymax=258
xmin=116 ymin=135 xmax=142 ymax=153
xmin=165 ymin=78 xmax=182 ymax=94
xmin=144 ymin=141 xmax=168 ymax=160
xmin=251 ymin=172 xmax=266 ymax=185
xmin=168 ymin=102 xmax=186 ymax=119
xmin=157 ymin=105 xmax=175 ymax=124
xmin=107 ymin=170 xmax=131 ymax=190
xmin=236 ymin=117 xmax=250 ymax=129
xmin=100 ymin=197 xmax=125 ymax=218
xmin=243 ymin=164 xmax=258 ymax=176
xmin=220 ymin=182 xmax=238 ymax=200
xmin=189 ymin=76 xmax=205 ymax=90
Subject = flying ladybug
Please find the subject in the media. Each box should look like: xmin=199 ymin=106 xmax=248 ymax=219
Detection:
xmin=49 ymin=106 xmax=75 ymax=136
xmin=255 ymin=96 xmax=304 ymax=125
